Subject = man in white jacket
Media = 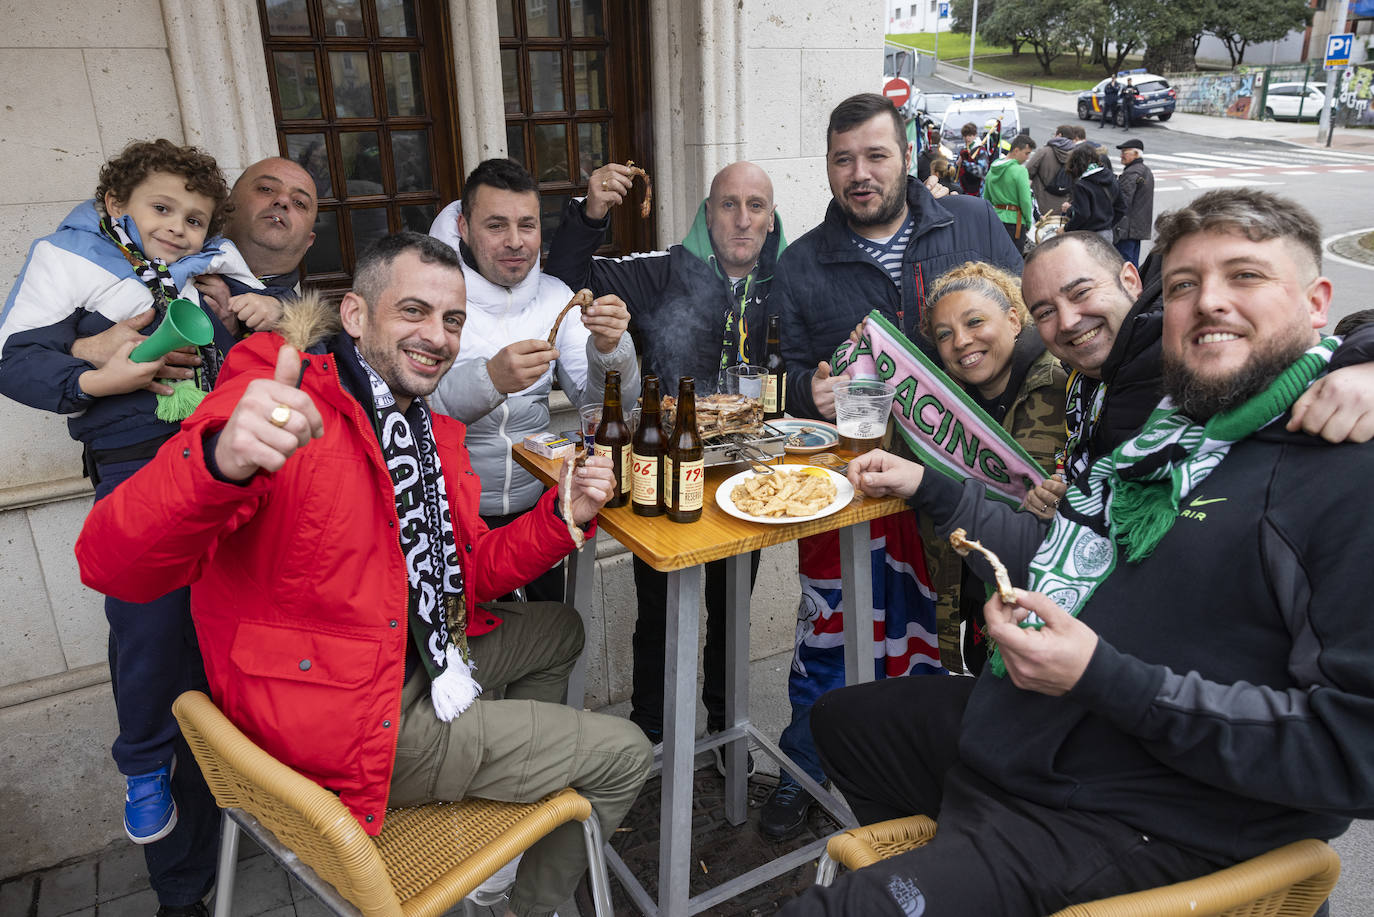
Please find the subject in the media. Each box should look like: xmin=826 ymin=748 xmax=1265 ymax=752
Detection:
xmin=429 ymin=158 xmax=639 ymax=601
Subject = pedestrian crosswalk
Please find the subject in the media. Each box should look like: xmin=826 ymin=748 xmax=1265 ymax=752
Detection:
xmin=1137 ymin=146 xmax=1374 ymax=180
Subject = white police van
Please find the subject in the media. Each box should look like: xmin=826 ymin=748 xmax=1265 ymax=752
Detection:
xmin=939 ymin=91 xmax=1021 ymax=147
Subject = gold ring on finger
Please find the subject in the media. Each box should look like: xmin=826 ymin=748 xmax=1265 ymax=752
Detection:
xmin=602 ymin=180 xmax=609 ymax=190
xmin=269 ymin=404 xmax=292 ymax=428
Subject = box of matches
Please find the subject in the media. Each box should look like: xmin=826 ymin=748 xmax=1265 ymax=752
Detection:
xmin=525 ymin=432 xmax=576 ymax=460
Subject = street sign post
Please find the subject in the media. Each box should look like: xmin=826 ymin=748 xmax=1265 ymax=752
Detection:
xmin=1318 ymin=1 xmax=1352 ymax=141
xmin=1325 ymin=33 xmax=1354 ymax=70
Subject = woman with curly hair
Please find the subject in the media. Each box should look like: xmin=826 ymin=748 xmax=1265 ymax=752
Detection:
xmin=919 ymin=261 xmax=1067 ymax=674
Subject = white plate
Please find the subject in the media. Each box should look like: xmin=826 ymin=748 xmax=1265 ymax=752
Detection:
xmin=715 ymin=466 xmax=855 ymax=525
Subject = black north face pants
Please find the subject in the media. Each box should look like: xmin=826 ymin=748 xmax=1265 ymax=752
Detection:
xmin=782 ymin=676 xmax=1223 ymax=917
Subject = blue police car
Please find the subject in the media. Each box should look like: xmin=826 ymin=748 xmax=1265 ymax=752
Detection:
xmin=1077 ymin=70 xmax=1176 ymax=125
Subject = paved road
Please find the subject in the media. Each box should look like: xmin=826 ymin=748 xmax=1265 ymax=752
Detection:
xmin=917 ymin=73 xmax=1374 ymax=327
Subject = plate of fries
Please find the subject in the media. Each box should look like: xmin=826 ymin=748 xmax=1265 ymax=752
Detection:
xmin=715 ymin=466 xmax=853 ymax=524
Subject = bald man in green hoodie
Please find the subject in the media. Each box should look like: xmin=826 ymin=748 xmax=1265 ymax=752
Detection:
xmin=544 ymin=160 xmax=786 ymax=756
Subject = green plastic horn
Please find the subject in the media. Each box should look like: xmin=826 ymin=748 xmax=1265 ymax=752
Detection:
xmin=130 ymin=298 xmax=214 ymax=363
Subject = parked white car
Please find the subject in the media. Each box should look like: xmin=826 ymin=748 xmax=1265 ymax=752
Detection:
xmin=1264 ymin=82 xmax=1327 ymax=121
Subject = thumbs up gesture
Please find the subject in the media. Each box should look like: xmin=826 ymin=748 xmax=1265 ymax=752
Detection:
xmin=212 ymin=344 xmax=325 ymax=481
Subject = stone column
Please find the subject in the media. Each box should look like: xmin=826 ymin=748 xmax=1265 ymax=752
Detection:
xmin=159 ymin=0 xmax=279 ymax=178
xmin=649 ymin=0 xmax=747 ymax=245
xmin=448 ymin=0 xmax=509 ymax=174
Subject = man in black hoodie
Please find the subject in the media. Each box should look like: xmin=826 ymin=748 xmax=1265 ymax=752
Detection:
xmin=784 ymin=187 xmax=1374 ymax=917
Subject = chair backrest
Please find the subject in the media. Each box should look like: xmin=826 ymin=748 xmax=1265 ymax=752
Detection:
xmin=173 ymin=690 xmax=405 ymax=917
xmin=1047 ymin=838 xmax=1341 ymax=917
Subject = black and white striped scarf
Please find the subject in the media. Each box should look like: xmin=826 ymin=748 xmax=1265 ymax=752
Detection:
xmin=355 ymin=347 xmax=478 ymax=721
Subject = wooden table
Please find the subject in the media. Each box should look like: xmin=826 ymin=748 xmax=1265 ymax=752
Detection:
xmin=512 ymin=445 xmax=910 ymax=916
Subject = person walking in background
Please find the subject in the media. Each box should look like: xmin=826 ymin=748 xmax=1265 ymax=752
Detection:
xmin=1062 ymin=144 xmax=1125 ymax=242
xmin=983 ymin=134 xmax=1037 ymax=256
xmin=1025 ymin=125 xmax=1075 ymax=215
xmin=1099 ymin=74 xmax=1120 ymax=129
xmin=954 ymin=122 xmax=991 ymax=197
xmin=1113 ymin=139 xmax=1155 ymax=267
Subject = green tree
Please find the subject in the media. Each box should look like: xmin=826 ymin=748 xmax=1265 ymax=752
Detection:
xmin=980 ymin=0 xmax=1080 ymax=75
xmin=1098 ymin=0 xmax=1155 ymax=75
xmin=1140 ymin=0 xmax=1206 ymax=73
xmin=1202 ymin=0 xmax=1312 ymax=66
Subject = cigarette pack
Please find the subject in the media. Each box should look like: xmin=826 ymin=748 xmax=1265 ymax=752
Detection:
xmin=525 ymin=432 xmax=576 ymax=460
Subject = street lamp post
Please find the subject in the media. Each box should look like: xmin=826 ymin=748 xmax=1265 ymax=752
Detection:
xmin=967 ymin=0 xmax=980 ymax=83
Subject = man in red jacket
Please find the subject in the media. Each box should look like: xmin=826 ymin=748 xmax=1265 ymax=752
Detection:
xmin=77 ymin=232 xmax=652 ymax=917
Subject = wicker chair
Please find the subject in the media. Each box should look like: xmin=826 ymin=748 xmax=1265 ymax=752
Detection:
xmin=172 ymin=690 xmax=614 ymax=917
xmin=814 ymin=814 xmax=1341 ymax=917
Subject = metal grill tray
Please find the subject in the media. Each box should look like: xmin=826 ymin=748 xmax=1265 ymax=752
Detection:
xmin=701 ymin=422 xmax=787 ymax=468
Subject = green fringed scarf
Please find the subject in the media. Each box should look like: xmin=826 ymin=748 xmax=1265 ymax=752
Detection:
xmin=986 ymin=338 xmax=1339 ymax=677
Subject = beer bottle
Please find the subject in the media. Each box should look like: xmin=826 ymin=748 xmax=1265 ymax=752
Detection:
xmin=594 ymin=369 xmax=632 ymax=508
xmin=667 ymin=376 xmax=704 ymax=523
xmin=632 ymin=374 xmax=666 ymax=517
xmin=763 ymin=314 xmax=786 ymax=420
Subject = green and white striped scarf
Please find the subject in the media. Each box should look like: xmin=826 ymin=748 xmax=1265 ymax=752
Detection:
xmin=987 ymin=338 xmax=1339 ymax=677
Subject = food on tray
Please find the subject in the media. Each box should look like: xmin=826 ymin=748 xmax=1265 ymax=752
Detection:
xmin=948 ymin=528 xmax=1017 ymax=603
xmin=730 ymin=468 xmax=837 ymax=519
xmin=547 ymin=288 xmax=594 ymax=345
xmin=660 ymin=392 xmax=762 ymax=439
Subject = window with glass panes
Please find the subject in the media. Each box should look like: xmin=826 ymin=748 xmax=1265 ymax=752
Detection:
xmin=498 ymin=0 xmax=653 ymax=254
xmin=258 ymin=0 xmax=460 ymax=288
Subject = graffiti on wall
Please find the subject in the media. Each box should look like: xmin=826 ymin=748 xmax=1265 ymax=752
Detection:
xmin=1172 ymin=63 xmax=1374 ymax=128
xmin=1335 ymin=66 xmax=1374 ymax=127
xmin=1168 ymin=71 xmax=1266 ymax=119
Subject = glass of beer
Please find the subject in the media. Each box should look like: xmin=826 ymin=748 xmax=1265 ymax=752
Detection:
xmin=580 ymin=403 xmax=603 ymax=446
xmin=833 ymin=378 xmax=895 ymax=455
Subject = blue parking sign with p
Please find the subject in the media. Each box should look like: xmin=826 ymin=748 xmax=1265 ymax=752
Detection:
xmin=1325 ymin=33 xmax=1353 ymax=70
xmin=939 ymin=2 xmax=949 ymax=17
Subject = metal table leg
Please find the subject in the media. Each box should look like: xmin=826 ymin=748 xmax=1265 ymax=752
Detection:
xmin=564 ymin=534 xmax=597 ymax=709
xmin=660 ymin=564 xmax=703 ymax=917
xmin=722 ymin=553 xmax=751 ymax=826
xmin=839 ymin=522 xmax=875 ymax=686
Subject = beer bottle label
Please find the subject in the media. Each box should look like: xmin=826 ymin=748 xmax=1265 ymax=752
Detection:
xmin=763 ymin=374 xmax=778 ymax=413
xmin=594 ymin=442 xmax=633 ymax=496
xmin=664 ymin=457 xmax=673 ymax=501
xmin=677 ymin=459 xmax=705 ymax=511
xmin=619 ymin=443 xmax=632 ymax=493
xmin=632 ymin=452 xmax=659 ymax=505
xmin=778 ymin=372 xmax=786 ymax=412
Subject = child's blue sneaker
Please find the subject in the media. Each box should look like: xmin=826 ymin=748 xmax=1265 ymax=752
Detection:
xmin=124 ymin=759 xmax=177 ymax=844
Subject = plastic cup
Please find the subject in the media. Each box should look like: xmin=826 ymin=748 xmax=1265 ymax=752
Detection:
xmin=833 ymin=378 xmax=896 ymax=454
xmin=725 ymin=364 xmax=766 ymax=399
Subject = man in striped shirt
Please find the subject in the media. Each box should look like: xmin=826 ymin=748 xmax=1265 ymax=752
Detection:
xmin=760 ymin=93 xmax=1021 ymax=840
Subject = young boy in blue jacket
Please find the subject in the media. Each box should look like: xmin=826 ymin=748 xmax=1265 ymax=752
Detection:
xmin=0 ymin=139 xmax=261 ymax=915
